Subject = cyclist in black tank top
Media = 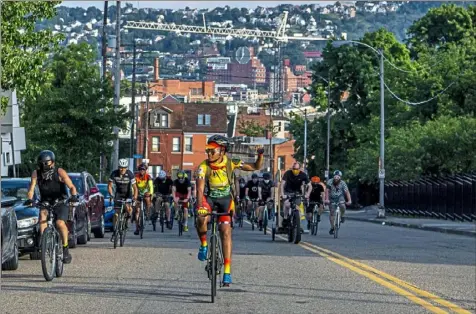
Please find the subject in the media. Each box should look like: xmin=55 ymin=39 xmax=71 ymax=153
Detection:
xmin=26 ymin=150 xmax=79 ymax=264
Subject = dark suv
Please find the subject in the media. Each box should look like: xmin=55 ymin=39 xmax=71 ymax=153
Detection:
xmin=68 ymin=172 xmax=106 ymax=241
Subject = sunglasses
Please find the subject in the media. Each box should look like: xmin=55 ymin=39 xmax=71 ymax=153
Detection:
xmin=205 ymin=148 xmax=220 ymax=155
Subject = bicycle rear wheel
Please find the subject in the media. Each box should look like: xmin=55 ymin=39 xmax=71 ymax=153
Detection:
xmin=41 ymin=227 xmax=56 ymax=281
xmin=55 ymin=234 xmax=64 ymax=278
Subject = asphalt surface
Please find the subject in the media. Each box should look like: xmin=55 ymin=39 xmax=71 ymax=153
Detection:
xmin=1 ymin=214 xmax=475 ymax=314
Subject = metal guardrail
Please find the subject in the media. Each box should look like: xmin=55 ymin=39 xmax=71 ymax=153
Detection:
xmin=385 ymin=173 xmax=476 ymax=221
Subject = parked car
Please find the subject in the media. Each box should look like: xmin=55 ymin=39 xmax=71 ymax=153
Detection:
xmin=97 ymin=183 xmax=114 ymax=231
xmin=69 ymin=172 xmax=106 ymax=240
xmin=1 ymin=196 xmax=19 ymax=270
xmin=1 ymin=178 xmax=41 ymax=259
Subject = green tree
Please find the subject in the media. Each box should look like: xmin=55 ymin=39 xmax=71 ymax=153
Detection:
xmin=1 ymin=1 xmax=64 ymax=111
xmin=20 ymin=43 xmax=129 ymax=179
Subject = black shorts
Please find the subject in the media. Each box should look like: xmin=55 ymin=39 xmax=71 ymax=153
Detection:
xmin=306 ymin=201 xmax=321 ymax=213
xmin=114 ymin=194 xmax=132 ymax=212
xmin=41 ymin=202 xmax=69 ymax=222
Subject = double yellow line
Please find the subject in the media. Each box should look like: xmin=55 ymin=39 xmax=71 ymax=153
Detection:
xmin=269 ymin=231 xmax=472 ymax=314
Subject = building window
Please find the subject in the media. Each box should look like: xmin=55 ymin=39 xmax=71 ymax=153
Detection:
xmin=152 ymin=136 xmax=160 ymax=152
xmin=184 ymin=137 xmax=193 ymax=152
xmin=5 ymin=152 xmax=10 ymax=164
xmin=198 ymin=114 xmax=211 ymax=126
xmin=154 ymin=113 xmax=169 ymax=128
xmin=172 ymin=137 xmax=181 ymax=152
xmin=191 ymin=88 xmax=203 ymax=95
xmin=278 ymin=156 xmax=285 ymax=170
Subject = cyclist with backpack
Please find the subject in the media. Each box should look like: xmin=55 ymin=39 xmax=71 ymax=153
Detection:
xmin=195 ymin=135 xmax=264 ymax=286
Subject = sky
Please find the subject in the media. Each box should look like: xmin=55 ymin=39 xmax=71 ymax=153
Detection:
xmin=60 ymin=1 xmax=336 ymax=10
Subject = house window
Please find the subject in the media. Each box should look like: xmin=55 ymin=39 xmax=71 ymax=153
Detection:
xmin=154 ymin=113 xmax=169 ymax=128
xmin=185 ymin=137 xmax=193 ymax=152
xmin=172 ymin=137 xmax=181 ymax=152
xmin=5 ymin=152 xmax=10 ymax=164
xmin=198 ymin=114 xmax=211 ymax=125
xmin=152 ymin=136 xmax=160 ymax=152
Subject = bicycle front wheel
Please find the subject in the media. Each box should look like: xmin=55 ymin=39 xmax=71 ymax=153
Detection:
xmin=263 ymin=208 xmax=268 ymax=235
xmin=210 ymin=234 xmax=217 ymax=303
xmin=334 ymin=210 xmax=340 ymax=239
xmin=55 ymin=234 xmax=64 ymax=278
xmin=140 ymin=204 xmax=145 ymax=239
xmin=41 ymin=227 xmax=56 ymax=281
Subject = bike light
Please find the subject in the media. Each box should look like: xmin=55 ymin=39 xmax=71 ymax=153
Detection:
xmin=17 ymin=217 xmax=39 ymax=228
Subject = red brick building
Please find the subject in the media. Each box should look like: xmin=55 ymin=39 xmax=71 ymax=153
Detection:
xmin=137 ymin=95 xmax=227 ymax=178
xmin=149 ymin=58 xmax=215 ymax=102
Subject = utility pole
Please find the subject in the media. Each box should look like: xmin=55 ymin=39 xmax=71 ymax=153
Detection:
xmin=112 ymin=1 xmax=121 ymax=171
xmin=378 ymin=48 xmax=386 ymax=217
xmin=143 ymin=81 xmax=150 ymax=161
xmin=99 ymin=1 xmax=108 ymax=182
xmin=326 ymin=74 xmax=331 ymax=181
xmin=130 ymin=40 xmax=137 ymax=169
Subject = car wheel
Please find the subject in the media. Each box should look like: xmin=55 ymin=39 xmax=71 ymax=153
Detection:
xmin=87 ymin=214 xmax=92 ymax=241
xmin=69 ymin=218 xmax=78 ymax=248
xmin=93 ymin=215 xmax=105 ymax=238
xmin=30 ymin=250 xmax=41 ymax=260
xmin=2 ymin=242 xmax=19 ymax=271
xmin=77 ymin=215 xmax=88 ymax=245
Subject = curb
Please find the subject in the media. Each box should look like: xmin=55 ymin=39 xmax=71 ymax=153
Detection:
xmin=346 ymin=216 xmax=476 ymax=238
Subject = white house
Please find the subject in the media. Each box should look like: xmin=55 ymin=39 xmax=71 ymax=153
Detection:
xmin=1 ymin=90 xmax=26 ymax=177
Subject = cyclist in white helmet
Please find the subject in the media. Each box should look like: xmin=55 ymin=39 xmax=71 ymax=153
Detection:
xmin=108 ymin=159 xmax=138 ymax=239
xmin=153 ymin=170 xmax=174 ymax=229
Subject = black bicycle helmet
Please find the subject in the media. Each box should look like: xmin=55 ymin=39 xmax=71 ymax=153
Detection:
xmin=207 ymin=134 xmax=230 ymax=152
xmin=138 ymin=163 xmax=147 ymax=171
xmin=333 ymin=170 xmax=343 ymax=177
xmin=263 ymin=172 xmax=271 ymax=180
xmin=251 ymin=173 xmax=258 ymax=179
xmin=37 ymin=150 xmax=55 ymax=166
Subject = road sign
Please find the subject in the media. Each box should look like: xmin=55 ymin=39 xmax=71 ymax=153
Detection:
xmin=379 ymin=169 xmax=385 ymax=179
xmin=142 ymin=158 xmax=150 ymax=164
xmin=133 ymin=154 xmax=143 ymax=158
xmin=325 ymin=170 xmax=329 ymax=179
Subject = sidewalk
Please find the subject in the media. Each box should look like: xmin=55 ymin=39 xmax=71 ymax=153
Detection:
xmin=346 ymin=205 xmax=476 ymax=237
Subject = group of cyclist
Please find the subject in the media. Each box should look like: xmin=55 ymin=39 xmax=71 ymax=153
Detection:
xmin=26 ymin=134 xmax=352 ymax=287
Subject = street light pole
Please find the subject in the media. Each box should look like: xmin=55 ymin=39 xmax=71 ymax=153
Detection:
xmin=111 ymin=1 xmax=121 ymax=171
xmin=378 ymin=49 xmax=386 ymax=217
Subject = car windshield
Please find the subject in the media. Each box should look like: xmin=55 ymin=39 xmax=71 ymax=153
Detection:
xmin=70 ymin=176 xmax=84 ymax=194
xmin=97 ymin=184 xmax=111 ymax=198
xmin=1 ymin=181 xmax=31 ymax=201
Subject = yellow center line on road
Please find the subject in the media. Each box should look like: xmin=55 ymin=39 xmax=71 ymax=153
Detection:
xmin=241 ymin=220 xmax=468 ymax=313
xmin=301 ymin=241 xmax=472 ymax=314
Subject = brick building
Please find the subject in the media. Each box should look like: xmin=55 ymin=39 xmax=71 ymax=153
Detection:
xmin=137 ymin=95 xmax=227 ymax=178
xmin=149 ymin=58 xmax=215 ymax=102
xmin=206 ymin=47 xmax=266 ymax=87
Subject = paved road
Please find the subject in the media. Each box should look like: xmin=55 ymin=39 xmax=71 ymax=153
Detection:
xmin=2 ymin=214 xmax=475 ymax=314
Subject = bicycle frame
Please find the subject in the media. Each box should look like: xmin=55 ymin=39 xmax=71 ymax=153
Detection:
xmin=332 ymin=201 xmax=344 ymax=239
xmin=204 ymin=208 xmax=231 ymax=303
xmin=36 ymin=199 xmax=66 ymax=281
